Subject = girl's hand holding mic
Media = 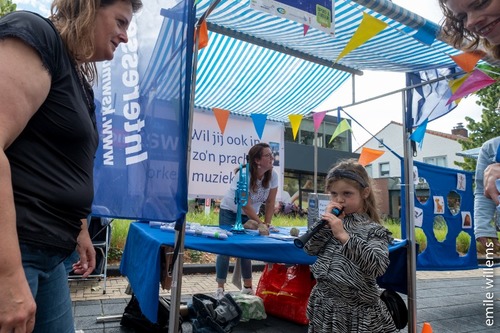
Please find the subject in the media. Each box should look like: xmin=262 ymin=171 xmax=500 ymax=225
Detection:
xmin=323 ymin=203 xmax=350 ymax=244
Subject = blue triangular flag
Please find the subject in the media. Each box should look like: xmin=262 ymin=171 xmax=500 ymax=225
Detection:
xmin=251 ymin=113 xmax=267 ymax=139
xmin=409 ymin=118 xmax=428 ymax=149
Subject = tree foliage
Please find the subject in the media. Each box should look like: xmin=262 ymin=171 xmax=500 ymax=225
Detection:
xmin=0 ymin=0 xmax=16 ymax=17
xmin=455 ymin=65 xmax=500 ymax=171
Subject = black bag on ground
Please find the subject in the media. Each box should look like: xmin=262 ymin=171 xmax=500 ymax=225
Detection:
xmin=120 ymin=294 xmax=183 ymax=333
xmin=380 ymin=289 xmax=408 ymax=330
xmin=191 ymin=293 xmax=242 ymax=333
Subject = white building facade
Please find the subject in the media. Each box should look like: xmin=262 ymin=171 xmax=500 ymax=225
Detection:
xmin=356 ymin=121 xmax=468 ymax=178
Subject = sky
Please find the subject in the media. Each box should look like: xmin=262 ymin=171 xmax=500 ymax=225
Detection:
xmin=15 ymin=0 xmax=484 ymax=151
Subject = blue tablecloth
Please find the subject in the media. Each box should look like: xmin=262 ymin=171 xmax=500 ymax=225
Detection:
xmin=120 ymin=221 xmax=408 ymax=323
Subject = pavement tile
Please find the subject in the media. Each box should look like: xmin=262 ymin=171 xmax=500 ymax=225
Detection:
xmin=70 ymin=266 xmax=500 ymax=332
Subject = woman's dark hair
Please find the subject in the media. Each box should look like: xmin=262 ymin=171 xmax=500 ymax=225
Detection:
xmin=235 ymin=143 xmax=273 ymax=193
xmin=438 ymin=0 xmax=500 ymax=59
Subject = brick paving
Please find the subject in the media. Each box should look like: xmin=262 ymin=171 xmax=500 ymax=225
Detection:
xmin=69 ymin=266 xmax=499 ymax=302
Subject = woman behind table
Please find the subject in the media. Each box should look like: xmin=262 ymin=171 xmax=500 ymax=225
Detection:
xmin=438 ymin=0 xmax=500 ymax=252
xmin=215 ymin=142 xmax=278 ymax=299
xmin=0 ymin=1 xmax=142 ymax=332
xmin=304 ymin=159 xmax=397 ymax=333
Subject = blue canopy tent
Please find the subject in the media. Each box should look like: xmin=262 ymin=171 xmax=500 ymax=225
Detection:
xmin=16 ymin=0 xmax=494 ymax=331
xmin=18 ymin=1 xmax=488 ymax=332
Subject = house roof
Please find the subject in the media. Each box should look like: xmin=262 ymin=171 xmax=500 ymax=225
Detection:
xmin=355 ymin=120 xmax=468 ymax=150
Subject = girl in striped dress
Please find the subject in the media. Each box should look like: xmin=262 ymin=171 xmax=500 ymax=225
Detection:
xmin=304 ymin=159 xmax=397 ymax=332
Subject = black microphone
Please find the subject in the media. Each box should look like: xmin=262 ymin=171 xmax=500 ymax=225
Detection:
xmin=293 ymin=207 xmax=343 ymax=248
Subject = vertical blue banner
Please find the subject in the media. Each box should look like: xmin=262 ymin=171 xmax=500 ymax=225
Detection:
xmin=92 ymin=1 xmax=195 ymax=222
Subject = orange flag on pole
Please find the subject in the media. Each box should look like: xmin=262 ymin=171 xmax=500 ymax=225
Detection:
xmin=358 ymin=147 xmax=385 ymax=166
xmin=212 ymin=108 xmax=230 ymax=134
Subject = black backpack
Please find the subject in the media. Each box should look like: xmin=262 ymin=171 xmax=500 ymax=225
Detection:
xmin=191 ymin=293 xmax=242 ymax=333
xmin=380 ymin=289 xmax=408 ymax=330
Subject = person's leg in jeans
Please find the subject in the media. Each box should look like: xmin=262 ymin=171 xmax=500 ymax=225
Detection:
xmin=215 ymin=209 xmax=235 ymax=294
xmin=215 ymin=209 xmax=251 ymax=292
xmin=21 ymin=244 xmax=74 ymax=333
xmin=241 ymin=258 xmax=253 ymax=293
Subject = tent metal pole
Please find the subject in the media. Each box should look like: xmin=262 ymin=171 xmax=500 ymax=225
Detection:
xmin=169 ymin=1 xmax=223 ymax=331
xmin=401 ymin=91 xmax=417 ymax=333
xmin=314 ymin=130 xmax=318 ymax=194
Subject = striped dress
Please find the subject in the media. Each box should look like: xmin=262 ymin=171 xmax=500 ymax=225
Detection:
xmin=304 ymin=213 xmax=397 ymax=333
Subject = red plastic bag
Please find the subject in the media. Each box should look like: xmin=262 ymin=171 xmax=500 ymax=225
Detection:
xmin=256 ymin=264 xmax=315 ymax=325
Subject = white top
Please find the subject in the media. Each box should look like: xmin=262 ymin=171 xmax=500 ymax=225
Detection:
xmin=220 ymin=169 xmax=279 ymax=214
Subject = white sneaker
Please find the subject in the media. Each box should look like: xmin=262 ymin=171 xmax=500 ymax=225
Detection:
xmin=214 ymin=287 xmax=225 ymax=300
xmin=241 ymin=287 xmax=254 ymax=295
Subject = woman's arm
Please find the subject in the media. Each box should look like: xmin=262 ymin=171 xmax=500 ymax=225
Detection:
xmin=0 ymin=37 xmax=51 ymax=333
xmin=71 ymin=218 xmax=97 ymax=278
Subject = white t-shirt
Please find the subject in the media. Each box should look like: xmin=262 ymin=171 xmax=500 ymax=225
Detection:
xmin=220 ymin=169 xmax=279 ymax=214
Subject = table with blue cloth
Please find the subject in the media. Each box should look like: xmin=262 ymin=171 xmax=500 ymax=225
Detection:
xmin=120 ymin=221 xmax=408 ymax=323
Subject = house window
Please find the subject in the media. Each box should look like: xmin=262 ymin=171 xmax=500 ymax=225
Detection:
xmin=365 ymin=164 xmax=373 ymax=178
xmin=424 ymin=156 xmax=447 ymax=167
xmin=379 ymin=162 xmax=390 ymax=177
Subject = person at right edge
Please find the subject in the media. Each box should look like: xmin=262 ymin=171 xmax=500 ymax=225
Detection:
xmin=0 ymin=1 xmax=142 ymax=332
xmin=438 ymin=0 xmax=500 ymax=253
xmin=304 ymin=159 xmax=397 ymax=332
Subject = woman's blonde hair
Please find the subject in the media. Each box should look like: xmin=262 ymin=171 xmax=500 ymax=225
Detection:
xmin=438 ymin=0 xmax=500 ymax=59
xmin=49 ymin=0 xmax=143 ymax=83
xmin=325 ymin=159 xmax=381 ymax=223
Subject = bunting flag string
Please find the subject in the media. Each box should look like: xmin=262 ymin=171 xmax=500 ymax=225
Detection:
xmin=250 ymin=113 xmax=268 ymax=140
xmin=450 ymin=51 xmax=485 ymax=72
xmin=448 ymin=74 xmax=470 ymax=105
xmin=303 ymin=24 xmax=310 ymax=36
xmin=409 ymin=118 xmax=429 ymax=149
xmin=358 ymin=147 xmax=385 ymax=166
xmin=335 ymin=12 xmax=388 ymax=63
xmin=447 ymin=69 xmax=496 ymax=105
xmin=329 ymin=119 xmax=351 ymax=144
xmin=212 ymin=107 xmax=230 ymax=134
xmin=197 ymin=19 xmax=208 ymax=49
xmin=288 ymin=114 xmax=304 ymax=140
xmin=410 ymin=20 xmax=438 ymax=46
xmin=313 ymin=111 xmax=327 ymax=132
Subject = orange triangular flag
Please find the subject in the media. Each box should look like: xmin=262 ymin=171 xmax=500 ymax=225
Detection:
xmin=450 ymin=51 xmax=485 ymax=72
xmin=212 ymin=108 xmax=230 ymax=134
xmin=288 ymin=114 xmax=303 ymax=141
xmin=197 ymin=20 xmax=208 ymax=50
xmin=358 ymin=147 xmax=385 ymax=166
